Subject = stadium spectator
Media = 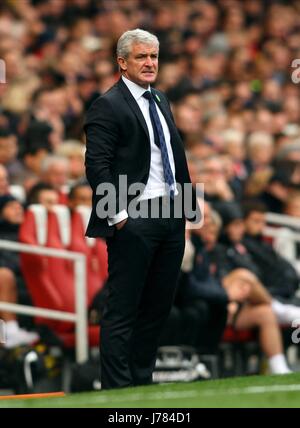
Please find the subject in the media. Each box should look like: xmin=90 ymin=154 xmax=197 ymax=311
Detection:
xmin=197 ymin=155 xmax=235 ymax=204
xmin=0 ymin=195 xmax=39 ymax=348
xmin=55 ymin=140 xmax=85 ymax=184
xmin=39 ymin=155 xmax=70 ymax=204
xmin=246 ymin=132 xmax=275 ymax=175
xmin=217 ymin=200 xmax=300 ymax=327
xmin=188 ymin=202 xmax=291 ymax=374
xmin=26 ymin=182 xmax=59 ymax=210
xmin=0 ymin=129 xmax=23 ymax=184
xmin=284 ymin=191 xmax=300 ymax=218
xmin=68 ymin=180 xmax=92 ymax=210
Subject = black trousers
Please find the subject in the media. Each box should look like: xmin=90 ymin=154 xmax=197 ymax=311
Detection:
xmin=100 ymin=196 xmax=186 ymax=389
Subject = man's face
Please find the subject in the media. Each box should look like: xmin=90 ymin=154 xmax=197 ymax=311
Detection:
xmin=118 ymin=43 xmax=158 ymax=88
xmin=38 ymin=190 xmax=59 ymax=211
xmin=226 ymin=219 xmax=245 ymax=243
xmin=1 ymin=201 xmax=24 ymax=224
xmin=285 ymin=198 xmax=300 ymax=218
xmin=69 ymin=186 xmax=92 ymax=209
xmin=0 ymin=136 xmax=17 ymax=164
xmin=45 ymin=164 xmax=69 ymax=188
xmin=244 ymin=211 xmax=266 ymax=236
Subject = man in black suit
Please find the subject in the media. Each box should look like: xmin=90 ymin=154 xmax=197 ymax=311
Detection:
xmin=84 ymin=29 xmax=201 ymax=390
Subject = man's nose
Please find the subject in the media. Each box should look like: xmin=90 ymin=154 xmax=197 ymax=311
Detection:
xmin=144 ymin=56 xmax=154 ymax=67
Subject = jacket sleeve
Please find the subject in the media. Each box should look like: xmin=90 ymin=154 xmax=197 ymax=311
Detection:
xmin=84 ymin=96 xmax=119 ymax=191
xmin=84 ymin=96 xmax=125 ymax=218
xmin=188 ymin=273 xmax=229 ymax=306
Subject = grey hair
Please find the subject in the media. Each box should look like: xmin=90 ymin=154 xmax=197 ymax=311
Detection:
xmin=117 ymin=28 xmax=159 ymax=59
xmin=41 ymin=155 xmax=69 ymax=173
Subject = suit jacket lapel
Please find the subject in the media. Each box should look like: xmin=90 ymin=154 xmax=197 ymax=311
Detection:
xmin=117 ymin=78 xmax=150 ymax=141
xmin=117 ymin=79 xmax=183 ymax=163
xmin=151 ymin=89 xmax=182 ymax=149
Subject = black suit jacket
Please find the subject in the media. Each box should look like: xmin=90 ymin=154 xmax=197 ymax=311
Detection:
xmin=84 ymin=77 xmax=200 ymax=238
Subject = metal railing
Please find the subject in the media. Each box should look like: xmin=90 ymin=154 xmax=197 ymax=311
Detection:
xmin=0 ymin=239 xmax=88 ymax=363
xmin=264 ymin=213 xmax=300 ymax=278
xmin=266 ymin=212 xmax=300 ymax=229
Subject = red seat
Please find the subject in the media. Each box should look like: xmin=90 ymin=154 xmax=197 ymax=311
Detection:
xmin=69 ymin=208 xmax=108 ymax=306
xmin=19 ymin=205 xmax=101 ymax=347
xmin=20 ymin=206 xmax=74 ymax=333
xmin=59 ymin=325 xmax=100 ymax=348
xmin=222 ymin=326 xmax=256 ymax=343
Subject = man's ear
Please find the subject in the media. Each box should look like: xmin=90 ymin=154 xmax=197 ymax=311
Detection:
xmin=117 ymin=57 xmax=127 ymax=72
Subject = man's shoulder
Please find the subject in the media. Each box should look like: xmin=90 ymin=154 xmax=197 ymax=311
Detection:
xmin=85 ymin=82 xmax=123 ymax=119
xmin=93 ymin=83 xmax=121 ymax=105
xmin=84 ymin=82 xmax=123 ymax=127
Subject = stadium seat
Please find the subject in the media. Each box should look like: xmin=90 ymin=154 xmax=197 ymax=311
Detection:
xmin=19 ymin=204 xmax=101 ymax=348
xmin=69 ymin=206 xmax=108 ymax=307
xmin=19 ymin=205 xmax=74 ymax=333
xmin=221 ymin=326 xmax=260 ymax=376
xmin=222 ymin=326 xmax=256 ymax=343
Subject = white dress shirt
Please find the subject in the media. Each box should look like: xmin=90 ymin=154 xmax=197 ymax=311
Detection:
xmin=108 ymin=75 xmax=177 ymax=226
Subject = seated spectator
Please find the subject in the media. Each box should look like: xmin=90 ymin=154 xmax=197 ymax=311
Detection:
xmin=222 ymin=128 xmax=247 ymax=182
xmin=178 ymin=205 xmax=230 ymax=354
xmin=217 ymin=200 xmax=300 ymax=327
xmin=22 ymin=120 xmax=56 ymax=156
xmin=243 ymin=201 xmax=299 ymax=297
xmin=243 ymin=168 xmax=273 ymax=200
xmin=68 ymin=180 xmax=92 ymax=210
xmin=26 ymin=182 xmax=59 ymax=210
xmin=187 ymin=202 xmax=291 ymax=374
xmin=55 ymin=141 xmax=85 ymax=184
xmin=284 ymin=191 xmax=300 ymax=218
xmin=0 ymin=129 xmax=24 ymax=185
xmin=246 ymin=132 xmax=275 ymax=175
xmin=0 ymin=195 xmax=39 ymax=348
xmin=242 ymin=200 xmax=300 ymax=324
xmin=20 ymin=142 xmax=52 ymax=183
xmin=256 ymin=169 xmax=292 ymax=213
xmin=40 ymin=155 xmax=70 ymax=204
xmin=197 ymin=155 xmax=235 ymax=205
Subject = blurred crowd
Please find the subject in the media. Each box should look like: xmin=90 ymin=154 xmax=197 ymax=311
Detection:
xmin=0 ymin=0 xmax=300 ymax=214
xmin=1 ymin=0 xmax=300 ymax=378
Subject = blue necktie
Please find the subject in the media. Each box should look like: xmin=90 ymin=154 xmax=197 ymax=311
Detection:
xmin=143 ymin=90 xmax=175 ymax=199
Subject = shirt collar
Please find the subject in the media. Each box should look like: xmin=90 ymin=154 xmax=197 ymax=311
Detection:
xmin=122 ymin=75 xmax=151 ymax=101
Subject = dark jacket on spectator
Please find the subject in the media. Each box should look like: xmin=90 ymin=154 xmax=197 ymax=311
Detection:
xmin=219 ymin=233 xmax=299 ymax=299
xmin=186 ymin=235 xmax=229 ymax=306
xmin=218 ymin=234 xmax=261 ymax=278
xmin=0 ymin=220 xmax=20 ymax=273
xmin=243 ymin=234 xmax=299 ymax=299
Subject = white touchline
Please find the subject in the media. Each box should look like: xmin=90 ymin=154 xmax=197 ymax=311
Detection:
xmin=79 ymin=384 xmax=300 ymax=404
xmin=202 ymin=384 xmax=300 ymax=396
xmin=159 ymin=384 xmax=300 ymax=397
xmin=3 ymin=384 xmax=300 ymax=407
xmin=42 ymin=390 xmax=200 ymax=407
xmin=229 ymin=384 xmax=300 ymax=394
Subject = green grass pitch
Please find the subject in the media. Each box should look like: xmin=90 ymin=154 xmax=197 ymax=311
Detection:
xmin=1 ymin=373 xmax=300 ymax=408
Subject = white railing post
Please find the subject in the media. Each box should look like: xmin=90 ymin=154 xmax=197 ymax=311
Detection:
xmin=74 ymin=254 xmax=88 ymax=363
xmin=0 ymin=240 xmax=89 ymax=364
